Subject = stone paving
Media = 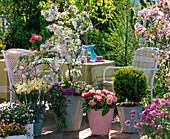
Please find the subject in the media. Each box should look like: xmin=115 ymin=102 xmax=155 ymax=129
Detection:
xmin=35 ymin=110 xmax=141 ymax=139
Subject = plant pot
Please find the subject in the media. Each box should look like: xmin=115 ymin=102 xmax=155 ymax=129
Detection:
xmin=26 ymin=124 xmax=34 ymax=139
xmin=54 ymin=96 xmax=83 ymax=131
xmin=87 ymin=108 xmax=114 ymax=135
xmin=0 ymin=135 xmax=27 ymax=139
xmin=33 ymin=119 xmax=43 ymax=136
xmin=117 ymin=103 xmax=143 ymax=133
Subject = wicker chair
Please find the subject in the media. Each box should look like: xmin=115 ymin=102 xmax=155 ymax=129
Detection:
xmin=103 ymin=47 xmax=159 ymax=103
xmin=1 ymin=49 xmax=37 ymax=104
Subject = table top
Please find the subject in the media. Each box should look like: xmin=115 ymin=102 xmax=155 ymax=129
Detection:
xmin=84 ymin=60 xmax=114 ymax=66
xmin=0 ymin=59 xmax=114 ymax=65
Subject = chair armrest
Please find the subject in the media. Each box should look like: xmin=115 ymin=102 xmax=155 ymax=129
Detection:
xmin=103 ymin=66 xmax=132 ymax=82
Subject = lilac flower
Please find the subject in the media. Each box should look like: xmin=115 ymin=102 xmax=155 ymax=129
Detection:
xmin=156 ymin=110 xmax=165 ymax=118
xmin=138 ymin=124 xmax=143 ymax=132
xmin=145 ymin=115 xmax=151 ymax=122
xmin=144 ymin=108 xmax=150 ymax=113
xmin=161 ymin=99 xmax=167 ymax=105
xmin=167 ymin=102 xmax=170 ymax=106
xmin=150 ymin=104 xmax=157 ymax=111
xmin=125 ymin=120 xmax=131 ymax=126
xmin=140 ymin=113 xmax=146 ymax=121
xmin=150 ymin=120 xmax=156 ymax=126
xmin=133 ymin=120 xmax=139 ymax=128
xmin=130 ymin=110 xmax=137 ymax=115
xmin=157 ymin=125 xmax=163 ymax=131
xmin=153 ymin=98 xmax=160 ymax=105
xmin=149 ymin=111 xmax=156 ymax=116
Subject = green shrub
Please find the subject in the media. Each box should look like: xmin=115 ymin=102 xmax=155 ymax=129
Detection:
xmin=4 ymin=0 xmax=51 ymax=50
xmin=112 ymin=67 xmax=148 ymax=102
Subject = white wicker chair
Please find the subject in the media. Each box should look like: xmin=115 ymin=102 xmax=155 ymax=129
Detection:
xmin=1 ymin=49 xmax=37 ymax=104
xmin=103 ymin=47 xmax=159 ymax=103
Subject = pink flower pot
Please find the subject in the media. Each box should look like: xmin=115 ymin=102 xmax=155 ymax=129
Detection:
xmin=87 ymin=108 xmax=114 ymax=135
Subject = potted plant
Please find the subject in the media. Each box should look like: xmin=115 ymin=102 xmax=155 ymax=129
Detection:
xmin=0 ymin=102 xmax=34 ymax=139
xmin=48 ymin=81 xmax=93 ymax=131
xmin=112 ymin=67 xmax=148 ymax=133
xmin=125 ymin=93 xmax=170 ymax=139
xmin=11 ymin=77 xmax=51 ymax=136
xmin=81 ymin=89 xmax=117 ymax=135
xmin=0 ymin=122 xmax=30 ymax=139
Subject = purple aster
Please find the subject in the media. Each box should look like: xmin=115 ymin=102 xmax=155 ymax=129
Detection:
xmin=145 ymin=115 xmax=151 ymax=122
xmin=150 ymin=120 xmax=156 ymax=126
xmin=125 ymin=120 xmax=131 ymax=126
xmin=161 ymin=99 xmax=167 ymax=105
xmin=133 ymin=120 xmax=139 ymax=128
xmin=153 ymin=98 xmax=160 ymax=105
xmin=150 ymin=104 xmax=157 ymax=111
xmin=149 ymin=111 xmax=156 ymax=116
xmin=157 ymin=125 xmax=163 ymax=131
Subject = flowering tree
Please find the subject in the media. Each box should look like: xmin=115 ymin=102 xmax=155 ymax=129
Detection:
xmin=134 ymin=0 xmax=170 ymax=97
xmin=19 ymin=1 xmax=93 ymax=82
xmin=39 ymin=2 xmax=93 ymax=82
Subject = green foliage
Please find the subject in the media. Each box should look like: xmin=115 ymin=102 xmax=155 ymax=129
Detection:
xmin=119 ymin=101 xmax=142 ymax=107
xmin=112 ymin=67 xmax=148 ymax=102
xmin=47 ymin=83 xmax=67 ymax=131
xmin=3 ymin=0 xmax=51 ymax=50
xmin=88 ymin=0 xmax=139 ymax=66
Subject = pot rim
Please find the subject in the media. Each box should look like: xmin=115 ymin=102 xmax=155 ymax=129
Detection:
xmin=116 ymin=102 xmax=144 ymax=108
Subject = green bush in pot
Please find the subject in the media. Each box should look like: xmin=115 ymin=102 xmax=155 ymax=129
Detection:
xmin=111 ymin=67 xmax=149 ymax=133
xmin=112 ymin=67 xmax=148 ymax=104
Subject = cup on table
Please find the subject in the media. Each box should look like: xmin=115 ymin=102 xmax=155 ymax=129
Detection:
xmin=87 ymin=57 xmax=91 ymax=61
xmin=96 ymin=56 xmax=103 ymax=60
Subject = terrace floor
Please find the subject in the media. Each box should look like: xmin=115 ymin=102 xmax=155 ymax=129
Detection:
xmin=35 ymin=110 xmax=143 ymax=139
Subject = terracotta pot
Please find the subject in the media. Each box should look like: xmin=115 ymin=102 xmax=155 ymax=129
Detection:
xmin=87 ymin=108 xmax=114 ymax=135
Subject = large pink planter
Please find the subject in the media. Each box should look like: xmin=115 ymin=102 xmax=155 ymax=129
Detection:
xmin=87 ymin=108 xmax=114 ymax=135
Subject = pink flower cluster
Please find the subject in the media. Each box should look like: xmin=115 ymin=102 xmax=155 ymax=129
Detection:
xmin=81 ymin=89 xmax=117 ymax=106
xmin=135 ymin=0 xmax=170 ymax=43
xmin=125 ymin=95 xmax=170 ymax=135
xmin=29 ymin=34 xmax=42 ymax=44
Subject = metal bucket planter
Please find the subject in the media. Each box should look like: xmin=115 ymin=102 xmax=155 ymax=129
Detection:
xmin=87 ymin=108 xmax=114 ymax=135
xmin=33 ymin=114 xmax=44 ymax=136
xmin=54 ymin=96 xmax=83 ymax=131
xmin=117 ymin=103 xmax=143 ymax=133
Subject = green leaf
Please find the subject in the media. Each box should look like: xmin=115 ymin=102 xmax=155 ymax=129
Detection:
xmin=83 ymin=107 xmax=90 ymax=113
xmin=102 ymin=107 xmax=110 ymax=116
xmin=140 ymin=0 xmax=147 ymax=8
